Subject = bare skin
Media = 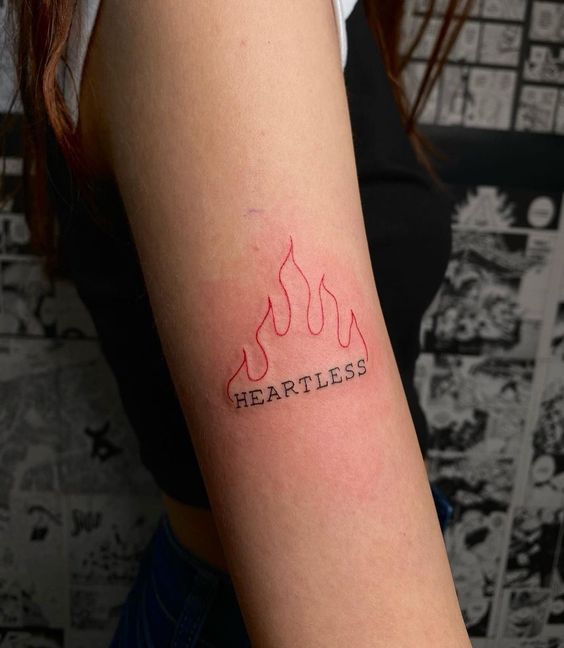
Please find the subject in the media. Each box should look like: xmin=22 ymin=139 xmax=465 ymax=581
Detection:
xmin=77 ymin=23 xmax=433 ymax=579
xmin=73 ymin=1 xmax=471 ymax=645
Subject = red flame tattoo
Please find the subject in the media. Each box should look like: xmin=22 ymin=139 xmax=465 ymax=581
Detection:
xmin=226 ymin=237 xmax=368 ymax=403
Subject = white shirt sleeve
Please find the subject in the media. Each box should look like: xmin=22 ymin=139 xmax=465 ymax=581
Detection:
xmin=332 ymin=0 xmax=358 ymax=71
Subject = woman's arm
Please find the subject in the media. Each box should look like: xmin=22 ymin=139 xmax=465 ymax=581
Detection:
xmin=89 ymin=1 xmax=470 ymax=645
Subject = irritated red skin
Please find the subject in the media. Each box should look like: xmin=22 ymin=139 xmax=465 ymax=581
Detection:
xmin=226 ymin=236 xmax=368 ymax=402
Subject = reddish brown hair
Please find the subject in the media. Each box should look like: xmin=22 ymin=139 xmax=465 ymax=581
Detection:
xmin=1 ymin=0 xmax=474 ymax=279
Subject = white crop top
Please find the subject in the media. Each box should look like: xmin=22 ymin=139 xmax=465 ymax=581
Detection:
xmin=57 ymin=0 xmax=358 ymax=130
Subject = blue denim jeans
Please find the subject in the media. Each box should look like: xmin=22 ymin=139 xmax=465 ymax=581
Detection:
xmin=109 ymin=482 xmax=453 ymax=647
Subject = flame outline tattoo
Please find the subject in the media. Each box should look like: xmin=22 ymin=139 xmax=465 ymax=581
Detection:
xmin=226 ymin=237 xmax=368 ymax=402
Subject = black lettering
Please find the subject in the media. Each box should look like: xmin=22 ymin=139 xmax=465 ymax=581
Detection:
xmin=282 ymin=380 xmax=300 ymax=397
xmin=249 ymin=389 xmax=264 ymax=406
xmin=357 ymin=358 xmax=367 ymax=376
xmin=329 ymin=367 xmax=342 ymax=384
xmin=233 ymin=359 xmax=367 ymax=408
xmin=267 ymin=385 xmax=282 ymax=402
xmin=315 ymin=372 xmax=329 ymax=389
xmin=234 ymin=392 xmax=248 ymax=408
xmin=298 ymin=375 xmax=313 ymax=393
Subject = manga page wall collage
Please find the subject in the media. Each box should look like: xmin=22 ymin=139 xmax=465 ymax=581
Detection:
xmin=0 ymin=222 xmax=162 ymax=646
xmin=416 ymin=185 xmax=564 ymax=645
xmin=404 ymin=0 xmax=564 ymax=133
xmin=401 ymin=1 xmax=564 ymax=645
xmin=0 ymin=0 xmax=562 ymax=646
xmin=0 ymin=10 xmax=163 ymax=643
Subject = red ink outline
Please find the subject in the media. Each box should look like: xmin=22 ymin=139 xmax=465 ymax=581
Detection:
xmin=226 ymin=237 xmax=368 ymax=402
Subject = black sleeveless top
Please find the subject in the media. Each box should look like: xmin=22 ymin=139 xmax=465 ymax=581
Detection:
xmin=47 ymin=2 xmax=452 ymax=508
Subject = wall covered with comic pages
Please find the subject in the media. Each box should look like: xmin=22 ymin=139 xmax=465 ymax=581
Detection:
xmin=0 ymin=0 xmax=563 ymax=646
xmin=404 ymin=1 xmax=564 ymax=645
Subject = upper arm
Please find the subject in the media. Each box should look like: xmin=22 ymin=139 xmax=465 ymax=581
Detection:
xmin=87 ymin=1 xmax=469 ymax=645
xmin=94 ymin=0 xmax=389 ymax=441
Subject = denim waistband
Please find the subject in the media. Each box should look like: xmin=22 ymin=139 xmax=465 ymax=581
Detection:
xmin=110 ymin=512 xmax=250 ymax=647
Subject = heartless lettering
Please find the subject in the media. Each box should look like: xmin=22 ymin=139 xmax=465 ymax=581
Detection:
xmin=233 ymin=358 xmax=366 ymax=409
